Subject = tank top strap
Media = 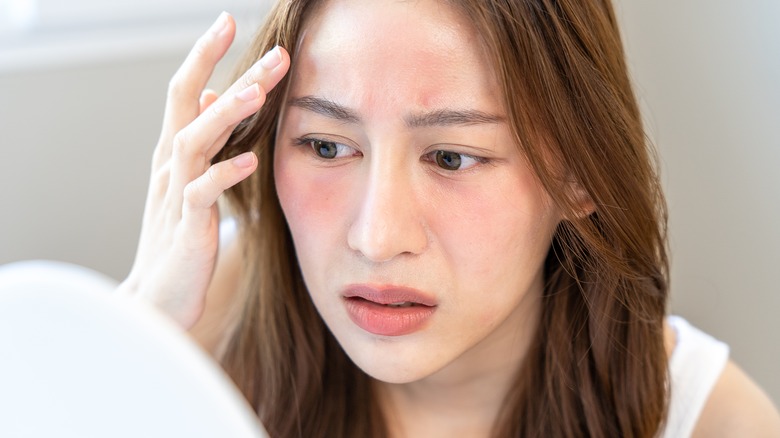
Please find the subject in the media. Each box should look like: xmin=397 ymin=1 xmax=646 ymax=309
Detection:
xmin=660 ymin=315 xmax=730 ymax=437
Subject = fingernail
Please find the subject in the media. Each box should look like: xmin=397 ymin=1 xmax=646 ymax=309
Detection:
xmin=259 ymin=46 xmax=282 ymax=69
xmin=210 ymin=11 xmax=229 ymax=35
xmin=236 ymin=83 xmax=260 ymax=102
xmin=232 ymin=152 xmax=256 ymax=168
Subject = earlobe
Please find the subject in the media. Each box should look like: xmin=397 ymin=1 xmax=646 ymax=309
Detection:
xmin=566 ymin=182 xmax=596 ymax=220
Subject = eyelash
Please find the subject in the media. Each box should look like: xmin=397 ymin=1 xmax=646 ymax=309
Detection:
xmin=293 ymin=136 xmax=360 ymax=160
xmin=292 ymin=136 xmax=489 ymax=172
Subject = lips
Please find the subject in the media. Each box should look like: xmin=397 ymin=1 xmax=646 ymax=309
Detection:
xmin=342 ymin=285 xmax=437 ymax=336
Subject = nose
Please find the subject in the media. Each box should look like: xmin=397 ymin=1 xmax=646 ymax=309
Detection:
xmin=347 ymin=161 xmax=428 ymax=263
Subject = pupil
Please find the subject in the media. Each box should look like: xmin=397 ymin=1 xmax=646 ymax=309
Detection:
xmin=435 ymin=151 xmax=461 ymax=170
xmin=315 ymin=141 xmax=338 ymax=159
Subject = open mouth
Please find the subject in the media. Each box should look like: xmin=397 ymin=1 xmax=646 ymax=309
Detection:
xmin=341 ymin=285 xmax=437 ymax=307
xmin=386 ymin=302 xmax=415 ymax=308
xmin=346 ymin=296 xmax=430 ymax=308
xmin=341 ymin=287 xmax=437 ymax=336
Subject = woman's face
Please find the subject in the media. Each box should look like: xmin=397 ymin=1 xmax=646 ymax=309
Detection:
xmin=275 ymin=0 xmax=561 ymax=384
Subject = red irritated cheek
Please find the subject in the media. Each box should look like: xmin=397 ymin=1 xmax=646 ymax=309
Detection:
xmin=275 ymin=157 xmax=355 ymax=231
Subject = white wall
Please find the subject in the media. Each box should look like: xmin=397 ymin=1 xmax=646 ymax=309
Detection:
xmin=1 ymin=0 xmax=778 ymax=405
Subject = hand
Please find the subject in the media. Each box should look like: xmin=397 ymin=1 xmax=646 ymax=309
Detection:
xmin=117 ymin=12 xmax=290 ymax=328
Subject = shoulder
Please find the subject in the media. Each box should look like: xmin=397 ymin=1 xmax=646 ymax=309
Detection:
xmin=692 ymin=359 xmax=780 ymax=437
xmin=664 ymin=317 xmax=780 ymax=437
xmin=187 ymin=219 xmax=244 ymax=358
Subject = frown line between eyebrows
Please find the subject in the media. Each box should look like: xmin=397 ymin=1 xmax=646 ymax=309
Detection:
xmin=287 ymin=95 xmax=505 ymax=128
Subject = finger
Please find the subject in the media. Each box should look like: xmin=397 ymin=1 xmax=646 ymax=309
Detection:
xmin=199 ymin=89 xmax=219 ymax=114
xmin=197 ymin=47 xmax=291 ymax=160
xmin=167 ymin=82 xmax=265 ymax=213
xmin=181 ymin=152 xmax=258 ymax=231
xmin=183 ymin=46 xmax=291 ymax=164
xmin=160 ymin=12 xmax=236 ymax=148
xmin=209 ymin=130 xmax=234 ymax=161
xmin=221 ymin=46 xmax=290 ymax=105
xmin=166 ymin=47 xmax=290 ymax=210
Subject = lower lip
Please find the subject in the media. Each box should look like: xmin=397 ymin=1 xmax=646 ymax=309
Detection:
xmin=343 ymin=298 xmax=436 ymax=337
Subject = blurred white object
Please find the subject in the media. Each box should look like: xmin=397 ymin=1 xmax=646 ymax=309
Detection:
xmin=0 ymin=260 xmax=118 ymax=293
xmin=0 ymin=0 xmax=37 ymax=34
xmin=0 ymin=260 xmax=268 ymax=438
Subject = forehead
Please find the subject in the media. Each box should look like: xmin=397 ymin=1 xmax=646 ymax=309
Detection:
xmin=287 ymin=0 xmax=502 ymax=117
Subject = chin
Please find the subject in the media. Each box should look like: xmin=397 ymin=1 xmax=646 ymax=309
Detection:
xmin=354 ymin=360 xmax=433 ymax=385
xmin=338 ymin=337 xmax=446 ymax=385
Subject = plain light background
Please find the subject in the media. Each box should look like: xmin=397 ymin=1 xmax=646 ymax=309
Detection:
xmin=1 ymin=1 xmax=778 ymax=405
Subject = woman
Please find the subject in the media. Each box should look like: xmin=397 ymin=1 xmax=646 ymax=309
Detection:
xmin=119 ymin=0 xmax=780 ymax=436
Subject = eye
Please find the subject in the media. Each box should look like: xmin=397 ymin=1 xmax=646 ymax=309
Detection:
xmin=295 ymin=137 xmax=358 ymax=160
xmin=431 ymin=150 xmax=483 ymax=171
xmin=313 ymin=140 xmax=339 ymax=159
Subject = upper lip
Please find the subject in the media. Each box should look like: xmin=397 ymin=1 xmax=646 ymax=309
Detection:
xmin=342 ymin=284 xmax=438 ymax=307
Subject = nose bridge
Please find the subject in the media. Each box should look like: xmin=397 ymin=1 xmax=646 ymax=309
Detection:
xmin=347 ymin=150 xmax=427 ymax=262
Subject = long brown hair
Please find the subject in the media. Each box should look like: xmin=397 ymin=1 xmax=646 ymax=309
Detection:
xmin=215 ymin=1 xmax=669 ymax=437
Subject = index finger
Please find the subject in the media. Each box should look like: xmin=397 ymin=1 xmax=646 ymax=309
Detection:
xmin=161 ymin=12 xmax=236 ymax=142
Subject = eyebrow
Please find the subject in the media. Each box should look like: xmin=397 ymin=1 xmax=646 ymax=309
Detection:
xmin=404 ymin=109 xmax=504 ymax=128
xmin=288 ymin=96 xmax=360 ymax=123
xmin=287 ymin=95 xmax=504 ymax=127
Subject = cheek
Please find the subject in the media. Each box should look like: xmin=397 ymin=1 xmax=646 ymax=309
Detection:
xmin=431 ymin=182 xmax=550 ymax=259
xmin=426 ymin=171 xmax=557 ymax=296
xmin=274 ymin=151 xmax=352 ymax=254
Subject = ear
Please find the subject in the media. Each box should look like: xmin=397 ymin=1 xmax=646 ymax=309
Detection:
xmin=565 ymin=181 xmax=596 ymax=220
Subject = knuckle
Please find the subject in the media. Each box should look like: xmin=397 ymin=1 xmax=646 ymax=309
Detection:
xmin=239 ymin=70 xmax=259 ymax=91
xmin=151 ymin=147 xmax=165 ymax=169
xmin=167 ymin=73 xmax=198 ymax=101
xmin=172 ymin=129 xmax=208 ymax=163
xmin=172 ymin=131 xmax=190 ymax=156
xmin=167 ymin=74 xmax=186 ymax=99
xmin=167 ymin=37 xmax=213 ymax=100
xmin=191 ymin=36 xmax=210 ymax=60
xmin=152 ymin=138 xmax=172 ymax=163
xmin=182 ymin=180 xmax=202 ymax=207
xmin=183 ymin=165 xmax=224 ymax=210
xmin=209 ymin=99 xmax=228 ymax=120
xmin=151 ymin=165 xmax=170 ymax=190
xmin=206 ymin=164 xmax=221 ymax=187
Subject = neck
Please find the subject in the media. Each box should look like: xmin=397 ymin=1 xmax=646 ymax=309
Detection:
xmin=377 ymin=291 xmax=541 ymax=438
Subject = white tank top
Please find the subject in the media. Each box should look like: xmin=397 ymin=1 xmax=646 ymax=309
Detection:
xmin=661 ymin=316 xmax=730 ymax=438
